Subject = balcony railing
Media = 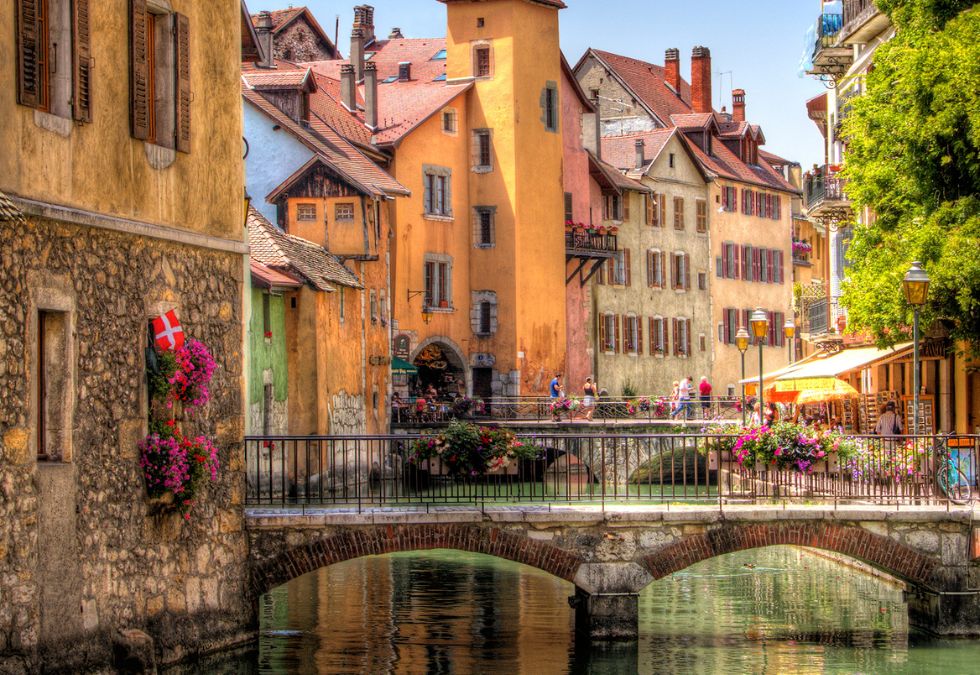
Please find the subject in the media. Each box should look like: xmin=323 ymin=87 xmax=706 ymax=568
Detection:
xmin=804 ymin=166 xmax=849 ymax=212
xmin=812 ymin=12 xmax=844 ymax=59
xmin=840 ymin=0 xmax=889 ymax=44
xmin=565 ymin=229 xmax=618 ymax=254
xmin=804 ymin=12 xmax=850 ymax=78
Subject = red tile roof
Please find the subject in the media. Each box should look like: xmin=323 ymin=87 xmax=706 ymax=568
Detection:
xmin=600 ymin=129 xmax=675 ymax=173
xmin=589 ymin=49 xmax=695 ymax=124
xmin=248 ymin=207 xmax=362 ymax=291
xmin=241 ymin=81 xmax=408 ymax=197
xmin=371 ymin=81 xmax=471 ymax=146
xmin=245 ymin=68 xmax=316 ymax=90
xmin=686 ymin=137 xmax=798 ymax=193
xmin=589 ymin=151 xmax=650 ymax=194
xmin=250 ymin=260 xmax=303 ymax=289
xmin=669 ymin=112 xmax=714 ymax=130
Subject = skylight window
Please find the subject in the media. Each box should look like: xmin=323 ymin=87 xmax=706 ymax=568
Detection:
xmin=433 ymin=73 xmax=447 ymax=82
xmin=382 ymin=75 xmax=399 ymax=84
xmin=431 ymin=49 xmax=447 ymax=60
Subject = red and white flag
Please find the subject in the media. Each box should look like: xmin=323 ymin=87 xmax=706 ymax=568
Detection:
xmin=152 ymin=309 xmax=185 ymax=351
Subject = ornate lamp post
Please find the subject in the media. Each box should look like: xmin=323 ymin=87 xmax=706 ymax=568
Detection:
xmin=784 ymin=317 xmax=796 ymax=364
xmin=750 ymin=309 xmax=769 ymax=419
xmin=902 ymin=262 xmax=930 ymax=435
xmin=736 ymin=327 xmax=750 ymax=426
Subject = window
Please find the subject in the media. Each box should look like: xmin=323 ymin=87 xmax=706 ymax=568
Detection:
xmin=339 ymin=286 xmax=345 ymax=321
xmin=647 ymin=250 xmax=664 ymax=288
xmin=432 ymin=48 xmax=448 ymax=60
xmin=296 ymin=203 xmax=317 ymax=221
xmin=673 ymin=197 xmax=685 ymax=230
xmin=542 ymin=83 xmax=558 ymax=132
xmin=130 ymin=3 xmax=191 ymax=152
xmin=624 ymin=316 xmax=638 ymax=354
xmin=37 ymin=310 xmax=72 ymax=462
xmin=370 ymin=290 xmax=378 ymax=322
xmin=720 ymin=185 xmax=737 ymax=212
xmin=613 ymin=250 xmax=630 ymax=286
xmin=671 ymin=252 xmax=691 ymax=290
xmin=669 ymin=153 xmax=675 ymax=168
xmin=675 ymin=319 xmax=691 ymax=356
xmin=598 ymin=313 xmax=618 ymax=353
xmin=648 ymin=194 xmax=663 ymax=227
xmin=442 ymin=108 xmax=457 ymax=133
xmin=335 ymin=203 xmax=354 ymax=222
xmin=696 ymin=200 xmax=707 ymax=233
xmin=698 ymin=271 xmax=707 ymax=290
xmin=17 ymin=0 xmax=92 ymax=122
xmin=699 ymin=334 xmax=707 ymax=352
xmin=589 ymin=88 xmax=599 ymax=103
xmin=475 ymin=46 xmax=491 ymax=77
xmin=473 ymin=206 xmax=495 ymax=248
xmin=477 ymin=17 xmax=484 ymax=28
xmin=650 ymin=317 xmax=666 ymax=355
xmin=423 ymin=166 xmax=452 ymax=217
xmin=564 ymin=193 xmax=573 ymax=222
xmin=424 ymin=255 xmax=452 ymax=308
xmin=480 ymin=302 xmax=492 ymax=334
xmin=473 ymin=130 xmax=493 ymax=172
xmin=604 ymin=194 xmax=622 ymax=221
xmin=469 ymin=290 xmax=495 ymax=335
xmin=262 ymin=293 xmax=271 ymax=337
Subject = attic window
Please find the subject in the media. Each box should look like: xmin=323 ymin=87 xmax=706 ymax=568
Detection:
xmin=477 ymin=18 xmax=484 ymax=27
xmin=382 ymin=75 xmax=398 ymax=84
xmin=431 ymin=49 xmax=447 ymax=60
xmin=433 ymin=73 xmax=446 ymax=82
xmin=398 ymin=62 xmax=411 ymax=81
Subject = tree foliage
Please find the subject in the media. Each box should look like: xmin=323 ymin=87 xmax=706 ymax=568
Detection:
xmin=841 ymin=1 xmax=980 ymax=356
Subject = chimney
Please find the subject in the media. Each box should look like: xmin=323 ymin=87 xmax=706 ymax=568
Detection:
xmin=398 ymin=62 xmax=411 ymax=81
xmin=340 ymin=64 xmax=355 ymax=112
xmin=690 ymin=46 xmax=712 ymax=114
xmin=256 ymin=11 xmax=275 ymax=69
xmin=364 ymin=62 xmax=378 ymax=130
xmin=354 ymin=5 xmax=375 ymax=44
xmin=388 ymin=27 xmax=403 ymax=39
xmin=732 ymin=89 xmax=746 ymax=122
xmin=664 ymin=48 xmax=680 ymax=94
xmin=350 ymin=28 xmax=365 ymax=81
xmin=635 ymin=139 xmax=645 ymax=169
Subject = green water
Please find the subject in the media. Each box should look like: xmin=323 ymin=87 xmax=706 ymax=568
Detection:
xmin=177 ymin=547 xmax=980 ymax=674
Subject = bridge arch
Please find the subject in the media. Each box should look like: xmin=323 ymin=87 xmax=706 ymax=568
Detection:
xmin=643 ymin=521 xmax=941 ymax=589
xmin=247 ymin=524 xmax=584 ymax=603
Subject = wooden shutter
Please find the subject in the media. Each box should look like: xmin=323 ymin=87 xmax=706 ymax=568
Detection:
xmin=614 ymin=314 xmax=620 ymax=353
xmin=721 ymin=188 xmax=727 ymax=210
xmin=624 ymin=249 xmax=631 ymax=287
xmin=722 ymin=309 xmax=730 ymax=345
xmin=17 ymin=0 xmax=41 ymax=108
xmin=686 ymin=319 xmax=692 ymax=355
xmin=734 ymin=244 xmax=741 ymax=279
xmin=767 ymin=249 xmax=774 ymax=283
xmin=660 ymin=251 xmax=666 ymax=287
xmin=778 ymin=250 xmax=785 ymax=284
xmin=649 ymin=318 xmax=655 ymax=354
xmin=599 ymin=314 xmax=607 ymax=351
xmin=658 ymin=194 xmax=665 ymax=227
xmin=672 ymin=318 xmax=679 ymax=355
xmin=174 ymin=13 xmax=191 ymax=153
xmin=130 ymin=0 xmax=151 ymax=140
xmin=623 ymin=193 xmax=630 ymax=221
xmin=684 ymin=253 xmax=691 ymax=290
xmin=721 ymin=245 xmax=728 ymax=279
xmin=646 ymin=251 xmax=653 ymax=287
xmin=72 ymin=0 xmax=93 ymax=122
xmin=637 ymin=317 xmax=643 ymax=355
xmin=645 ymin=195 xmax=652 ymax=225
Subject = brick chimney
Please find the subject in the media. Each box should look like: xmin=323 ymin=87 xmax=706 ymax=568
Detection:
xmin=664 ymin=48 xmax=680 ymax=93
xmin=732 ymin=89 xmax=746 ymax=122
xmin=340 ymin=64 xmax=355 ymax=112
xmin=354 ymin=5 xmax=375 ymax=44
xmin=635 ymin=139 xmax=645 ymax=169
xmin=364 ymin=62 xmax=378 ymax=130
xmin=388 ymin=27 xmax=403 ymax=39
xmin=256 ymin=11 xmax=275 ymax=69
xmin=350 ymin=28 xmax=365 ymax=81
xmin=690 ymin=46 xmax=712 ymax=114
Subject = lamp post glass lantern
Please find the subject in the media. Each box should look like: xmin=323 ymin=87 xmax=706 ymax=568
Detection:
xmin=902 ymin=262 xmax=930 ymax=435
xmin=736 ymin=328 xmax=750 ymax=426
xmin=784 ymin=318 xmax=795 ymax=364
xmin=750 ymin=309 xmax=768 ymax=421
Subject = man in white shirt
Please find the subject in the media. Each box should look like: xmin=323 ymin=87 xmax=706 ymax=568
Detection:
xmin=672 ymin=376 xmax=693 ymax=420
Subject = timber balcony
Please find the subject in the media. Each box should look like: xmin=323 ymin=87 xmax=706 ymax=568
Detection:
xmin=565 ymin=227 xmax=618 ymax=287
xmin=840 ymin=0 xmax=890 ymax=45
xmin=804 ymin=12 xmax=851 ymax=79
xmin=804 ymin=166 xmax=851 ymax=220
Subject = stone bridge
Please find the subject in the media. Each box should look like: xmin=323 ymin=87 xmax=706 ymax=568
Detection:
xmin=246 ymin=504 xmax=980 ymax=639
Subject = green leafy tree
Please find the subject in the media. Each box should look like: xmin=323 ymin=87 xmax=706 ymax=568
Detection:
xmin=841 ymin=1 xmax=980 ymax=357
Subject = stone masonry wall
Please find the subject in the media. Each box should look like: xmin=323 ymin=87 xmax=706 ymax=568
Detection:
xmin=0 ymin=216 xmax=251 ymax=674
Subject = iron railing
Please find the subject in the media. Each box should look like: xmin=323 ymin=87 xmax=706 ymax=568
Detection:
xmin=804 ymin=167 xmax=848 ymax=210
xmin=391 ymin=396 xmax=745 ymax=425
xmin=244 ymin=433 xmax=978 ymax=511
xmin=811 ymin=12 xmax=844 ymax=62
xmin=842 ymin=0 xmax=880 ymax=38
xmin=565 ymin=229 xmax=618 ymax=253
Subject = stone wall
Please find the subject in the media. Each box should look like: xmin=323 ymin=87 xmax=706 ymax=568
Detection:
xmin=0 ymin=215 xmax=251 ymax=674
xmin=274 ymin=19 xmax=336 ymax=63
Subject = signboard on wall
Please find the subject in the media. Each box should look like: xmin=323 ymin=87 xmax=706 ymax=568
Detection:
xmin=393 ymin=334 xmax=410 ymax=359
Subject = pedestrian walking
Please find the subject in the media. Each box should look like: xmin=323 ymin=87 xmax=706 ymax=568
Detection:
xmin=583 ymin=376 xmax=598 ymax=421
xmin=875 ymin=401 xmax=903 ymax=438
xmin=550 ymin=373 xmax=563 ymax=421
xmin=699 ymin=376 xmax=712 ymax=419
xmin=671 ymin=376 xmax=692 ymax=420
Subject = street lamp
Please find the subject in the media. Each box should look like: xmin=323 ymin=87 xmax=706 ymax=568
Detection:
xmin=784 ymin=317 xmax=796 ymax=364
xmin=750 ymin=308 xmax=769 ymax=420
xmin=903 ymin=262 xmax=930 ymax=435
xmin=421 ymin=305 xmax=433 ymax=325
xmin=736 ymin=327 xmax=750 ymax=426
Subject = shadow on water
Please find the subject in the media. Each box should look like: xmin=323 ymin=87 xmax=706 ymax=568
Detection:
xmin=169 ymin=547 xmax=980 ymax=675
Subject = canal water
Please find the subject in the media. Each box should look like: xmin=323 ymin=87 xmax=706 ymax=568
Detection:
xmin=181 ymin=547 xmax=980 ymax=675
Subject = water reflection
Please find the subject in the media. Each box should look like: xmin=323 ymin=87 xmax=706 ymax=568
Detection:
xmin=179 ymin=547 xmax=980 ymax=675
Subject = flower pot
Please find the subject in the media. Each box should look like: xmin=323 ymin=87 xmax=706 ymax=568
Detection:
xmin=488 ymin=464 xmax=519 ymax=476
xmin=811 ymin=460 xmax=827 ymax=473
xmin=828 ymin=451 xmax=839 ymax=474
xmin=754 ymin=460 xmax=767 ymax=473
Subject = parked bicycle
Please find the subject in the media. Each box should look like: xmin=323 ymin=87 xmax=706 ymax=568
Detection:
xmin=935 ymin=432 xmax=974 ymax=505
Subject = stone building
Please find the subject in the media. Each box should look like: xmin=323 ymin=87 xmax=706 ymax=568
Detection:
xmin=251 ymin=6 xmax=342 ymax=63
xmin=0 ymin=1 xmax=256 ymax=671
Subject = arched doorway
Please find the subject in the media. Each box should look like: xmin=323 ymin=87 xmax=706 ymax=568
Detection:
xmin=411 ymin=340 xmax=468 ymax=399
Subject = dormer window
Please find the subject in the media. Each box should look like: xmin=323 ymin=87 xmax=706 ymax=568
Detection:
xmin=431 ymin=49 xmax=447 ymax=60
xmin=398 ymin=62 xmax=411 ymax=81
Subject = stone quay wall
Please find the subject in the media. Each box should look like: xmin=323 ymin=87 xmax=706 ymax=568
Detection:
xmin=0 ymin=215 xmax=252 ymax=674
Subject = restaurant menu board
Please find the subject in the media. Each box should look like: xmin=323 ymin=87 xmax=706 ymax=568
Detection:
xmin=902 ymin=395 xmax=935 ymax=435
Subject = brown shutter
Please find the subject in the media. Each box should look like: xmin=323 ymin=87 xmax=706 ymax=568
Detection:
xmin=645 ymin=195 xmax=652 ymax=225
xmin=130 ymin=0 xmax=151 ymax=141
xmin=637 ymin=316 xmax=643 ymax=355
xmin=734 ymin=244 xmax=741 ymax=279
xmin=72 ymin=0 xmax=93 ymax=122
xmin=659 ymin=194 xmax=665 ymax=228
xmin=17 ymin=0 xmax=41 ymax=108
xmin=624 ymin=249 xmax=631 ymax=287
xmin=649 ymin=318 xmax=655 ymax=355
xmin=623 ymin=193 xmax=630 ymax=220
xmin=684 ymin=253 xmax=691 ymax=290
xmin=672 ymin=318 xmax=678 ymax=355
xmin=646 ymin=251 xmax=653 ymax=287
xmin=670 ymin=253 xmax=677 ymax=289
xmin=599 ymin=314 xmax=607 ymax=351
xmin=660 ymin=251 xmax=665 ymax=288
xmin=722 ymin=310 xmax=730 ymax=345
xmin=174 ymin=13 xmax=191 ymax=153
xmin=614 ymin=314 xmax=620 ymax=353
xmin=687 ymin=319 xmax=692 ymax=355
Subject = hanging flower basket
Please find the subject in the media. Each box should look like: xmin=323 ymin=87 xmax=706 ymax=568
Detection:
xmin=140 ymin=426 xmax=219 ymax=519
xmin=409 ymin=421 xmax=542 ymax=475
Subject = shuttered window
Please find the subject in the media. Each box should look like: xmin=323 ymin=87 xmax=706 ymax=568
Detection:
xmin=673 ymin=197 xmax=684 ymax=230
xmin=18 ymin=0 xmax=91 ymax=121
xmin=131 ymin=4 xmax=190 ymax=152
xmin=696 ymin=200 xmax=707 ymax=233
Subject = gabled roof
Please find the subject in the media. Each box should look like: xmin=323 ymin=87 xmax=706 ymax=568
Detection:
xmin=248 ymin=207 xmax=362 ymax=291
xmin=0 ymin=189 xmax=25 ymax=224
xmin=250 ymin=7 xmax=341 ymax=59
xmin=370 ymin=81 xmax=472 ymax=146
xmin=251 ymin=260 xmax=303 ymax=289
xmin=760 ymin=149 xmax=797 ymax=167
xmin=686 ymin=136 xmax=799 ymax=194
xmin=600 ymin=129 xmax=711 ymax=184
xmin=588 ymin=151 xmax=650 ymax=194
xmin=241 ymin=80 xmax=408 ymax=198
xmin=577 ymin=49 xmax=697 ymax=126
xmin=307 ymin=38 xmax=448 ymax=84
xmin=241 ymin=1 xmax=264 ymax=64
xmin=670 ymin=113 xmax=715 ymax=131
xmin=245 ymin=67 xmax=316 ymax=91
xmin=561 ymin=51 xmax=596 ymax=113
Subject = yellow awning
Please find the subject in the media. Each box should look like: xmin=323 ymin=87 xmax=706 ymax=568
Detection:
xmin=774 ymin=344 xmax=911 ymax=382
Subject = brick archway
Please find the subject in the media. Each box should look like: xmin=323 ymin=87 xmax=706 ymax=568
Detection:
xmin=248 ymin=524 xmax=584 ymax=602
xmin=644 ymin=521 xmax=941 ymax=588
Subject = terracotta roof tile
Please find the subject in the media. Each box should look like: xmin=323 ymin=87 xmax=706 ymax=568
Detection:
xmin=250 ymin=7 xmax=304 ymax=31
xmin=250 ymin=260 xmax=303 ymax=289
xmin=589 ymin=151 xmax=650 ymax=194
xmin=371 ymin=81 xmax=471 ymax=145
xmin=248 ymin=207 xmax=362 ymax=291
xmin=244 ymin=68 xmax=315 ymax=90
xmin=592 ymin=49 xmax=695 ymax=124
xmin=307 ymin=37 xmax=448 ymax=84
xmin=601 ymin=129 xmax=675 ymax=172
xmin=760 ymin=149 xmax=796 ymax=167
xmin=0 ymin=190 xmax=25 ymax=224
xmin=686 ymin=138 xmax=798 ymax=194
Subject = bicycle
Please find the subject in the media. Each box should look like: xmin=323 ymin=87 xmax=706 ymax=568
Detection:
xmin=935 ymin=433 xmax=974 ymax=505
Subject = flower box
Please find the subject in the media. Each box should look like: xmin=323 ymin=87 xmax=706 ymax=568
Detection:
xmin=755 ymin=460 xmax=768 ymax=473
xmin=708 ymin=450 xmax=733 ymax=471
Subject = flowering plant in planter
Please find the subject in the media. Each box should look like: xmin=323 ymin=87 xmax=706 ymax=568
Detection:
xmin=451 ymin=397 xmax=486 ymax=416
xmin=148 ymin=340 xmax=216 ymax=412
xmin=408 ymin=420 xmax=541 ymax=475
xmin=626 ymin=396 xmax=670 ymax=417
xmin=792 ymin=240 xmax=812 ymax=255
xmin=729 ymin=423 xmax=862 ymax=473
xmin=549 ymin=396 xmax=582 ymax=413
xmin=140 ymin=423 xmax=219 ymax=518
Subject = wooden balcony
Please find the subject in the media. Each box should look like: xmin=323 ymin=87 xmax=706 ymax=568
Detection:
xmin=565 ymin=228 xmax=617 ymax=287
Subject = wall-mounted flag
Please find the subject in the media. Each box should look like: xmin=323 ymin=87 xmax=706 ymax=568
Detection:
xmin=152 ymin=309 xmax=185 ymax=351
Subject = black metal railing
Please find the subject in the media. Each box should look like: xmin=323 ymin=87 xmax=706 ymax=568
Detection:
xmin=806 ymin=297 xmax=829 ymax=335
xmin=812 ymin=12 xmax=844 ymax=62
xmin=804 ymin=166 xmax=848 ymax=210
xmin=842 ymin=0 xmax=880 ymax=37
xmin=245 ymin=433 xmax=979 ymax=510
xmin=565 ymin=229 xmax=617 ymax=253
